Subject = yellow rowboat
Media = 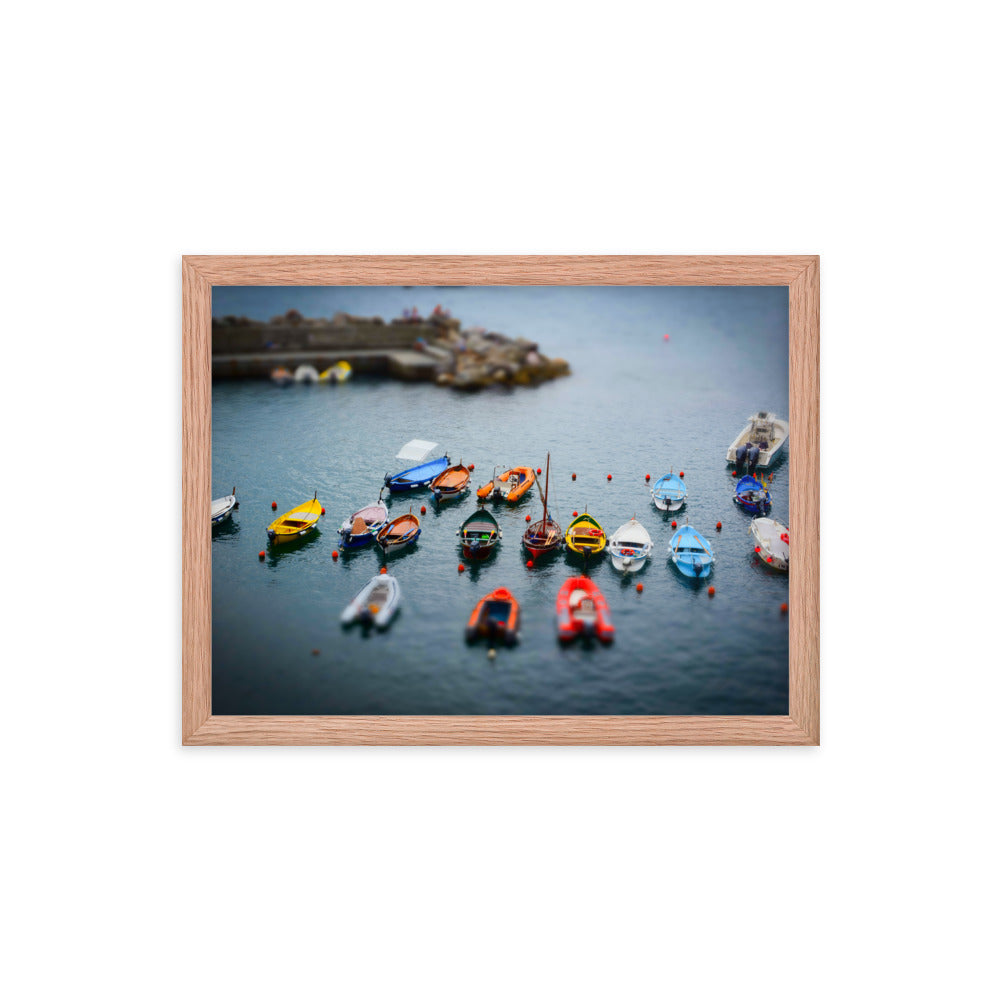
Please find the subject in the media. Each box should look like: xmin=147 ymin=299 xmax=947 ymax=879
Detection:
xmin=565 ymin=511 xmax=607 ymax=557
xmin=319 ymin=360 xmax=353 ymax=383
xmin=267 ymin=494 xmax=322 ymax=543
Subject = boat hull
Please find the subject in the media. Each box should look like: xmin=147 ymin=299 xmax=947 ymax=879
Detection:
xmin=556 ymin=577 xmax=614 ymax=642
xmin=669 ymin=526 xmax=714 ymax=579
xmin=749 ymin=517 xmax=789 ymax=571
xmin=267 ymin=498 xmax=322 ymax=543
xmin=341 ymin=575 xmax=400 ymax=628
xmin=384 ymin=455 xmax=451 ymax=493
xmin=465 ymin=587 xmax=519 ymax=645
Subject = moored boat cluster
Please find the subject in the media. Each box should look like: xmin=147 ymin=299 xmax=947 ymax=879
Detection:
xmin=213 ymin=415 xmax=790 ymax=646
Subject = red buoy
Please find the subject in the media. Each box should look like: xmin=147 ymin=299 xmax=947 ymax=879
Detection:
xmin=311 ymin=649 xmax=320 ymax=656
xmin=708 ymin=586 xmax=716 ymax=597
xmin=780 ymin=602 xmax=788 ymax=614
xmin=663 ymin=334 xmax=670 ymax=340
xmin=258 ymin=550 xmax=265 ymax=560
xmin=716 ymin=521 xmax=722 ymax=531
xmin=754 ymin=546 xmax=761 ymax=553
xmin=636 ymin=583 xmax=643 ymax=594
xmin=572 ymin=473 xmax=576 ymax=480
xmin=271 ymin=501 xmax=277 ymax=510
xmin=525 ymin=514 xmax=531 ymax=522
xmin=537 ymin=468 xmax=542 ymax=475
xmin=332 ymin=551 xmax=339 ymax=560
xmin=573 ymin=511 xmax=578 ymax=518
xmin=420 ymin=505 xmax=426 ymax=515
xmin=645 ymin=474 xmax=651 ymax=481
xmin=321 ymin=507 xmax=325 ymax=515
xmin=679 ymin=471 xmax=684 ymax=478
xmin=607 ymin=474 xmax=612 ymax=481
xmin=767 ymin=556 xmax=773 ymax=563
xmin=671 ymin=520 xmax=677 ymax=529
xmin=458 ymin=563 xmax=465 ymax=573
xmin=526 ymin=560 xmax=534 ymax=569
xmin=469 ymin=464 xmax=475 ymax=471
xmin=732 ymin=470 xmax=738 ymax=477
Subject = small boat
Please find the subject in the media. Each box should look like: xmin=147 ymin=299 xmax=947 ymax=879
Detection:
xmin=267 ymin=493 xmax=322 ymax=543
xmin=651 ymin=471 xmax=687 ymax=512
xmin=556 ymin=577 xmax=615 ymax=642
xmin=564 ymin=510 xmax=607 ymax=558
xmin=733 ymin=475 xmax=772 ymax=514
xmin=384 ymin=441 xmax=451 ymax=493
xmin=496 ymin=466 xmax=535 ymax=503
xmin=341 ymin=574 xmax=400 ymax=629
xmin=338 ymin=494 xmax=389 ymax=549
xmin=608 ymin=518 xmax=652 ymax=572
xmin=465 ymin=587 xmax=519 ymax=645
xmin=270 ymin=366 xmax=293 ymax=387
xmin=457 ymin=508 xmax=502 ymax=560
xmin=319 ymin=360 xmax=352 ymax=383
xmin=431 ymin=463 xmax=471 ymax=502
xmin=211 ymin=487 xmax=238 ymax=526
xmin=749 ymin=517 xmax=789 ymax=571
xmin=522 ymin=453 xmax=562 ymax=559
xmin=727 ymin=411 xmax=789 ymax=470
xmin=668 ymin=524 xmax=714 ymax=579
xmin=475 ymin=468 xmax=500 ymax=501
xmin=294 ymin=364 xmax=320 ymax=383
xmin=376 ymin=510 xmax=421 ymax=554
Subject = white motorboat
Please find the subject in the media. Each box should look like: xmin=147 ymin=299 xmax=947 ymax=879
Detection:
xmin=341 ymin=574 xmax=401 ymax=628
xmin=608 ymin=518 xmax=653 ymax=572
xmin=211 ymin=487 xmax=238 ymax=526
xmin=749 ymin=517 xmax=789 ymax=571
xmin=293 ymin=364 xmax=320 ymax=383
xmin=726 ymin=411 xmax=789 ymax=470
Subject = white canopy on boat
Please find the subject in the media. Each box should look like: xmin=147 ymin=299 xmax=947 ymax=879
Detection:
xmin=396 ymin=439 xmax=440 ymax=461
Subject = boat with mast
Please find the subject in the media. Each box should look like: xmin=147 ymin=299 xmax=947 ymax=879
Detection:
xmin=522 ymin=453 xmax=562 ymax=559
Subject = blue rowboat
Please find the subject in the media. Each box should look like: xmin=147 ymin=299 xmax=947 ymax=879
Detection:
xmin=651 ymin=471 xmax=687 ymax=512
xmin=733 ymin=475 xmax=772 ymax=514
xmin=668 ymin=525 xmax=714 ymax=579
xmin=384 ymin=454 xmax=451 ymax=492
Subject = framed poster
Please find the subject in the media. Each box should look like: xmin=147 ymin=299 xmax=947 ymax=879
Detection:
xmin=183 ymin=255 xmax=818 ymax=745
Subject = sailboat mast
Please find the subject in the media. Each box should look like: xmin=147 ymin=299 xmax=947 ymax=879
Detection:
xmin=542 ymin=452 xmax=550 ymax=525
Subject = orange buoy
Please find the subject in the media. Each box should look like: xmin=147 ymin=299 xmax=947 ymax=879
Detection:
xmin=708 ymin=586 xmax=716 ymax=597
xmin=716 ymin=522 xmax=722 ymax=531
xmin=526 ymin=559 xmax=534 ymax=568
xmin=271 ymin=501 xmax=277 ymax=510
xmin=671 ymin=520 xmax=677 ymax=529
xmin=571 ymin=473 xmax=576 ymax=480
xmin=420 ymin=505 xmax=426 ymax=515
xmin=525 ymin=514 xmax=531 ymax=522
xmin=258 ymin=550 xmax=265 ymax=560
xmin=636 ymin=583 xmax=643 ymax=594
xmin=607 ymin=473 xmax=612 ymax=481
xmin=458 ymin=563 xmax=465 ymax=573
xmin=645 ymin=474 xmax=650 ymax=481
xmin=379 ymin=567 xmax=387 ymax=575
xmin=780 ymin=602 xmax=788 ymax=614
xmin=332 ymin=551 xmax=339 ymax=560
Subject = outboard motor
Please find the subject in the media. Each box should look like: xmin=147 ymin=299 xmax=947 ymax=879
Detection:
xmin=735 ymin=443 xmax=748 ymax=470
xmin=748 ymin=445 xmax=760 ymax=473
xmin=693 ymin=557 xmax=704 ymax=576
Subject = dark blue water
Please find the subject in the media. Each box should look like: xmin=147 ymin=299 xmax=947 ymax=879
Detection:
xmin=212 ymin=286 xmax=789 ymax=714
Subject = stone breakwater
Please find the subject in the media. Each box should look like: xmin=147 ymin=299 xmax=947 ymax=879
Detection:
xmin=212 ymin=310 xmax=571 ymax=390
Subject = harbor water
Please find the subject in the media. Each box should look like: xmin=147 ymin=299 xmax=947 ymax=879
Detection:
xmin=211 ymin=285 xmax=790 ymax=715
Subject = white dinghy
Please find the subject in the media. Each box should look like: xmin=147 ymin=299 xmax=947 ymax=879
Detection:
xmin=211 ymin=487 xmax=238 ymax=526
xmin=341 ymin=574 xmax=401 ymax=629
xmin=749 ymin=517 xmax=789 ymax=571
xmin=608 ymin=518 xmax=653 ymax=573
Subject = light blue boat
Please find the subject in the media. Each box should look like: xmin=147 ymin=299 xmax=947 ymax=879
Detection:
xmin=384 ymin=454 xmax=451 ymax=493
xmin=651 ymin=471 xmax=687 ymax=512
xmin=668 ymin=525 xmax=714 ymax=579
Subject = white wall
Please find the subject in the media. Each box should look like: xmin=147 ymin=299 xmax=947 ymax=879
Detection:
xmin=4 ymin=3 xmax=994 ymax=998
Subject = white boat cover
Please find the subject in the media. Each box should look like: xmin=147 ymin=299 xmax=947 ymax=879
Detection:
xmin=396 ymin=439 xmax=440 ymax=461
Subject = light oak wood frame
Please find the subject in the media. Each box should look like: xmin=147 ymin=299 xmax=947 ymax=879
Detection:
xmin=183 ymin=256 xmax=819 ymax=745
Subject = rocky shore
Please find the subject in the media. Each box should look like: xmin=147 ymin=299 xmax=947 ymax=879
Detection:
xmin=212 ymin=310 xmax=571 ymax=390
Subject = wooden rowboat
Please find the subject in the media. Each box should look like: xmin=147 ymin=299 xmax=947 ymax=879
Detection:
xmin=431 ymin=463 xmax=471 ymax=502
xmin=457 ymin=508 xmax=502 ymax=560
xmin=522 ymin=453 xmax=561 ymax=559
xmin=564 ymin=510 xmax=607 ymax=557
xmin=376 ymin=510 xmax=421 ymax=554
